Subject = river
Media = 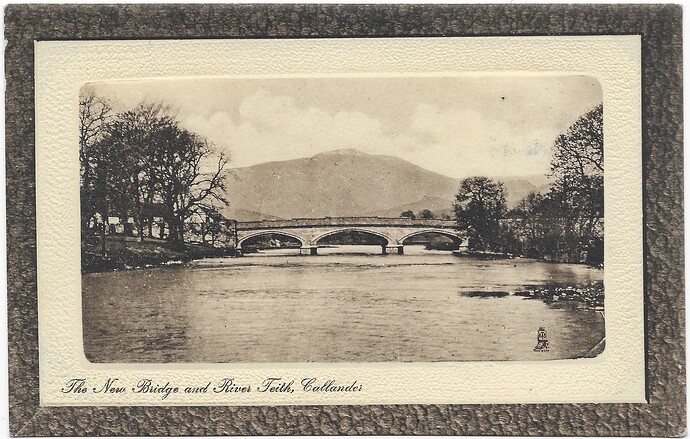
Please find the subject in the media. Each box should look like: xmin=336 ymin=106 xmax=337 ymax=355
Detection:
xmin=82 ymin=245 xmax=604 ymax=363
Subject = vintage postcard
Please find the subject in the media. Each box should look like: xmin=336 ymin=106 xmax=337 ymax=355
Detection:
xmin=32 ymin=35 xmax=647 ymax=407
xmin=8 ymin=4 xmax=686 ymax=436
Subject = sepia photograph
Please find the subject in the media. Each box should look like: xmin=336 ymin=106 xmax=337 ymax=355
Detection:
xmin=80 ymin=75 xmax=605 ymax=363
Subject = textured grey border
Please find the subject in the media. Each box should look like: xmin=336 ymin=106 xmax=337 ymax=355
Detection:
xmin=5 ymin=4 xmax=685 ymax=436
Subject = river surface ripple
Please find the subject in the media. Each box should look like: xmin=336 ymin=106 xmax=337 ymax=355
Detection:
xmin=83 ymin=245 xmax=605 ymax=363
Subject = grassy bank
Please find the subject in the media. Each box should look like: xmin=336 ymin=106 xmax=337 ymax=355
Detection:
xmin=82 ymin=236 xmax=234 ymax=274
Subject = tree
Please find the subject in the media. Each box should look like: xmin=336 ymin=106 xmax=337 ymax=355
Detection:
xmin=152 ymin=123 xmax=230 ymax=246
xmin=80 ymin=100 xmax=231 ymax=251
xmin=419 ymin=209 xmax=435 ymax=219
xmin=97 ymin=103 xmax=177 ymax=242
xmin=79 ymin=89 xmax=113 ymax=255
xmin=549 ymin=103 xmax=604 ymax=263
xmin=508 ymin=191 xmax=556 ymax=259
xmin=552 ymin=104 xmax=603 ymax=183
xmin=504 ymin=104 xmax=604 ymax=264
xmin=453 ymin=177 xmax=508 ymax=252
xmin=400 ymin=210 xmax=416 ymax=219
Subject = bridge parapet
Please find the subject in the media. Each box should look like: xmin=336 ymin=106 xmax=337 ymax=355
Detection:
xmin=236 ymin=216 xmax=458 ymax=231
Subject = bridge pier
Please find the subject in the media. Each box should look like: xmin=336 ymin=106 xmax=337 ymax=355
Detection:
xmin=300 ymin=246 xmax=318 ymax=256
xmin=385 ymin=245 xmax=404 ymax=255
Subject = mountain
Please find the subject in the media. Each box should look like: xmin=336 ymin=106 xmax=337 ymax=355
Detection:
xmin=221 ymin=207 xmax=283 ymax=222
xmin=221 ymin=149 xmax=550 ymax=220
xmin=367 ymin=196 xmax=454 ymax=218
xmin=498 ymin=176 xmax=551 ymax=207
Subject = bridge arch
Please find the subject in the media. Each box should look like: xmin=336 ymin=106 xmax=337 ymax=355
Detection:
xmin=312 ymin=228 xmax=394 ymax=246
xmin=237 ymin=230 xmax=307 ymax=249
xmin=399 ymin=229 xmax=464 ymax=246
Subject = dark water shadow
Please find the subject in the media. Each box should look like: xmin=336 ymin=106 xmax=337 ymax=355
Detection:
xmin=460 ymin=290 xmax=511 ymax=299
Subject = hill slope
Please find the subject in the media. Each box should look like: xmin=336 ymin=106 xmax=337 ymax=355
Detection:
xmin=366 ymin=196 xmax=455 ymax=218
xmin=222 ymin=149 xmax=549 ymax=220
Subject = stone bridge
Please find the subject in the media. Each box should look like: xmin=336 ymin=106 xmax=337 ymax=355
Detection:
xmin=235 ymin=217 xmax=464 ymax=255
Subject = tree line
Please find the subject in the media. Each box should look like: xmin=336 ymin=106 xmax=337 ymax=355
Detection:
xmin=400 ymin=209 xmax=450 ymax=220
xmin=80 ymin=89 xmax=230 ymax=255
xmin=453 ymin=104 xmax=604 ymax=265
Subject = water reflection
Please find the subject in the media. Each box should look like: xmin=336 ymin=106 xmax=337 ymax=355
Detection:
xmin=83 ymin=245 xmax=604 ymax=363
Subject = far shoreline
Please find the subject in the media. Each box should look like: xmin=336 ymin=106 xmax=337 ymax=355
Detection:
xmin=82 ymin=236 xmax=235 ymax=274
xmin=82 ymin=238 xmax=603 ymax=275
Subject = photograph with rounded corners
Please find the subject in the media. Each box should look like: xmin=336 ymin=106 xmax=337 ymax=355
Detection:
xmin=80 ymin=74 xmax=606 ymax=364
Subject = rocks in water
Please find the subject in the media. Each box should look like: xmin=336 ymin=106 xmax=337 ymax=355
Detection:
xmin=459 ymin=284 xmax=604 ymax=310
xmin=514 ymin=284 xmax=604 ymax=310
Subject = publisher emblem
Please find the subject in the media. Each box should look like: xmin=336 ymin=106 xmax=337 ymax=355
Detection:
xmin=533 ymin=327 xmax=550 ymax=352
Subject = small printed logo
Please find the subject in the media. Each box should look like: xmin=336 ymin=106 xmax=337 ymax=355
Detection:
xmin=533 ymin=326 xmax=550 ymax=352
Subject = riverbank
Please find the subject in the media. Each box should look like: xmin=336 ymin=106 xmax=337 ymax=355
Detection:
xmin=82 ymin=236 xmax=234 ymax=273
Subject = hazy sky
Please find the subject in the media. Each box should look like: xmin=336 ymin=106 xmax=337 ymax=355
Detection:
xmin=89 ymin=75 xmax=602 ymax=178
